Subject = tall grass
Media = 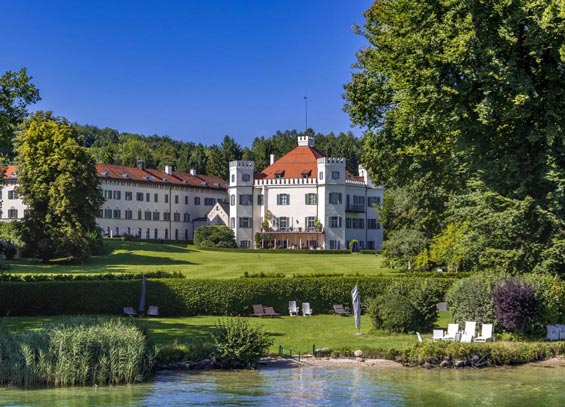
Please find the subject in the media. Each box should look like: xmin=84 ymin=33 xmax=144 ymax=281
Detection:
xmin=0 ymin=317 xmax=155 ymax=387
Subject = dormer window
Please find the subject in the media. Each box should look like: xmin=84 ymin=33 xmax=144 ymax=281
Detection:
xmin=275 ymin=171 xmax=284 ymax=179
xmin=301 ymin=170 xmax=311 ymax=178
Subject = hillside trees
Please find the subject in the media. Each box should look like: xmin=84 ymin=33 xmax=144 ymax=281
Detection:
xmin=345 ymin=0 xmax=565 ymax=273
xmin=15 ymin=112 xmax=104 ymax=262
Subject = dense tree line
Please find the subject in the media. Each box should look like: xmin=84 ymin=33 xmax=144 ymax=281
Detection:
xmin=345 ymin=0 xmax=565 ymax=275
xmin=78 ymin=125 xmax=363 ymax=179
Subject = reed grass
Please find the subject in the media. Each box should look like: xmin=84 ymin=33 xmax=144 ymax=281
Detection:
xmin=0 ymin=317 xmax=155 ymax=387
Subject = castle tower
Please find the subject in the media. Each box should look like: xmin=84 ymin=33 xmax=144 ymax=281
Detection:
xmin=228 ymin=161 xmax=255 ymax=248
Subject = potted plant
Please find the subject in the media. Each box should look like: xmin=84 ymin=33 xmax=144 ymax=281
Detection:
xmin=314 ymin=218 xmax=323 ymax=231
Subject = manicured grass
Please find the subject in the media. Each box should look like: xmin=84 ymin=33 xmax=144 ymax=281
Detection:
xmin=8 ymin=240 xmax=395 ymax=278
xmin=2 ymin=313 xmax=454 ymax=355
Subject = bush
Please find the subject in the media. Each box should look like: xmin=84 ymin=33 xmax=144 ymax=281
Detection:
xmin=492 ymin=278 xmax=541 ymax=335
xmin=212 ymin=318 xmax=273 ymax=368
xmin=446 ymin=274 xmax=496 ymax=324
xmin=0 ymin=317 xmax=155 ymax=387
xmin=194 ymin=225 xmax=236 ymax=248
xmin=365 ymin=281 xmax=439 ymax=333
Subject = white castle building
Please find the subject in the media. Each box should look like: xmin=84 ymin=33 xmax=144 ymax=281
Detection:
xmin=228 ymin=135 xmax=383 ymax=250
xmin=1 ymin=162 xmax=227 ymax=241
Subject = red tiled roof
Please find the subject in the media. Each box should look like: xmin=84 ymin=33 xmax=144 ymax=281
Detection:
xmin=2 ymin=164 xmax=226 ymax=190
xmin=260 ymin=146 xmax=325 ymax=179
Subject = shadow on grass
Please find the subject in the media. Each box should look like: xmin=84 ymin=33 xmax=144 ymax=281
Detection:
xmin=103 ymin=241 xmax=192 ymax=255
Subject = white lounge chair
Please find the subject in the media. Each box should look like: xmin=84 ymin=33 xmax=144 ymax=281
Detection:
xmin=474 ymin=323 xmax=493 ymax=342
xmin=147 ymin=305 xmax=159 ymax=317
xmin=288 ymin=300 xmax=299 ymax=316
xmin=546 ymin=325 xmax=560 ymax=341
xmin=433 ymin=329 xmax=445 ymax=342
xmin=302 ymin=302 xmax=313 ymax=316
xmin=461 ymin=321 xmax=477 ymax=343
xmin=416 ymin=332 xmax=423 ymax=343
xmin=555 ymin=324 xmax=565 ymax=340
xmin=442 ymin=324 xmax=459 ymax=341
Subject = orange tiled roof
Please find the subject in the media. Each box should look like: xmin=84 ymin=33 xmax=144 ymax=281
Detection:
xmin=2 ymin=164 xmax=226 ymax=190
xmin=260 ymin=146 xmax=325 ymax=179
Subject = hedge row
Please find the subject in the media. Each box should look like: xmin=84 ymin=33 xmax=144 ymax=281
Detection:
xmin=0 ymin=271 xmax=184 ymax=282
xmin=0 ymin=277 xmax=456 ymax=317
xmin=193 ymin=246 xmax=352 ymax=254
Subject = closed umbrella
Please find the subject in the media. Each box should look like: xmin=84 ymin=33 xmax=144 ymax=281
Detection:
xmin=351 ymin=284 xmax=361 ymax=331
xmin=138 ymin=276 xmax=147 ymax=314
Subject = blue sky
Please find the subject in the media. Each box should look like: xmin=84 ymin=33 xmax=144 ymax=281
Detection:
xmin=2 ymin=1 xmax=372 ymax=147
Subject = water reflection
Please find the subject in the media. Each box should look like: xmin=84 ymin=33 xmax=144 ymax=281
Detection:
xmin=2 ymin=363 xmax=565 ymax=407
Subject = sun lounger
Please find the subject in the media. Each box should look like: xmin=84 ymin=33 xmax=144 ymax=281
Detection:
xmin=442 ymin=323 xmax=459 ymax=341
xmin=302 ymin=302 xmax=313 ymax=316
xmin=474 ymin=323 xmax=493 ymax=342
xmin=333 ymin=304 xmax=350 ymax=316
xmin=288 ymin=301 xmax=299 ymax=316
xmin=461 ymin=321 xmax=476 ymax=343
xmin=123 ymin=307 xmax=137 ymax=317
xmin=252 ymin=304 xmax=267 ymax=317
xmin=416 ymin=332 xmax=423 ymax=343
xmin=264 ymin=306 xmax=280 ymax=317
xmin=433 ymin=329 xmax=445 ymax=341
xmin=546 ymin=325 xmax=560 ymax=341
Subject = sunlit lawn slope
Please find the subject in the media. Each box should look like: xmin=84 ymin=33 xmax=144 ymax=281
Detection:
xmin=8 ymin=240 xmax=394 ymax=278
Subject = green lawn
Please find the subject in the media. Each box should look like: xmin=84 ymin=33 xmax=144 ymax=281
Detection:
xmin=1 ymin=313 xmax=453 ymax=355
xmin=8 ymin=240 xmax=395 ymax=278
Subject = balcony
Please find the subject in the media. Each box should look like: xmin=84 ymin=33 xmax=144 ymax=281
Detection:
xmin=346 ymin=204 xmax=366 ymax=213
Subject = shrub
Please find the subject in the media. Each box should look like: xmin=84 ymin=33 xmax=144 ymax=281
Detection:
xmin=446 ymin=274 xmax=496 ymax=324
xmin=194 ymin=225 xmax=236 ymax=248
xmin=1 ymin=240 xmax=17 ymax=260
xmin=212 ymin=318 xmax=273 ymax=368
xmin=492 ymin=278 xmax=541 ymax=335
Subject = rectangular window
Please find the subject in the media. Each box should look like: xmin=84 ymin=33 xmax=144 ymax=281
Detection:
xmin=8 ymin=209 xmax=18 ymax=219
xmin=230 ymin=195 xmax=235 ymax=206
xmin=353 ymin=195 xmax=365 ymax=206
xmin=154 ymin=193 xmax=159 ymax=203
xmin=205 ymin=197 xmax=215 ymax=206
xmin=113 ymin=191 xmax=121 ymax=200
xmin=174 ymin=212 xmax=180 ymax=222
xmin=368 ymin=196 xmax=381 ymax=207
xmin=104 ymin=190 xmax=112 ymax=200
xmin=8 ymin=190 xmax=19 ymax=200
xmin=194 ymin=197 xmax=200 ymax=205
xmin=330 ymin=240 xmax=341 ymax=249
xmin=125 ymin=191 xmax=133 ymax=201
xmin=153 ymin=211 xmax=160 ymax=221
xmin=279 ymin=217 xmax=289 ymax=231
xmin=165 ymin=194 xmax=169 ymax=204
xmin=230 ymin=217 xmax=235 ymax=228
xmin=175 ymin=195 xmax=179 ymax=204
xmin=329 ymin=216 xmax=342 ymax=228
xmin=305 ymin=193 xmax=317 ymax=205
xmin=184 ymin=196 xmax=188 ymax=205
xmin=329 ymin=192 xmax=342 ymax=204
xmin=164 ymin=212 xmax=171 ymax=221
xmin=184 ymin=213 xmax=190 ymax=222
xmin=240 ymin=240 xmax=251 ymax=249
xmin=104 ymin=209 xmax=112 ymax=218
xmin=239 ymin=217 xmax=252 ymax=228
xmin=146 ymin=193 xmax=151 ymax=202
xmin=277 ymin=193 xmax=290 ymax=205
xmin=138 ymin=210 xmax=142 ymax=220
xmin=305 ymin=216 xmax=316 ymax=231
xmin=145 ymin=210 xmax=152 ymax=220
xmin=239 ymin=194 xmax=252 ymax=205
xmin=136 ymin=192 xmax=144 ymax=201
xmin=257 ymin=194 xmax=264 ymax=206
xmin=113 ymin=209 xmax=121 ymax=219
xmin=125 ymin=210 xmax=133 ymax=220
xmin=346 ymin=218 xmax=352 ymax=229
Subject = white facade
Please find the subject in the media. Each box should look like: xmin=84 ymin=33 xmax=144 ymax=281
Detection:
xmin=228 ymin=136 xmax=384 ymax=250
xmin=0 ymin=163 xmax=228 ymax=241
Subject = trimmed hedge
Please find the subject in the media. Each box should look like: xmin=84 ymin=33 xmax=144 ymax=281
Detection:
xmin=0 ymin=277 xmax=456 ymax=317
xmin=0 ymin=271 xmax=184 ymax=282
xmin=193 ymin=247 xmax=352 ymax=254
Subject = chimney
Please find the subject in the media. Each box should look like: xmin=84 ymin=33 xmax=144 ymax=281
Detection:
xmin=164 ymin=165 xmax=173 ymax=175
xmin=136 ymin=159 xmax=145 ymax=170
xmin=270 ymin=154 xmax=275 ymax=165
xmin=190 ymin=168 xmax=197 ymax=176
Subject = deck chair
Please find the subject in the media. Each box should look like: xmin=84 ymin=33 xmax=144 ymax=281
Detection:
xmin=302 ymin=302 xmax=313 ymax=316
xmin=546 ymin=325 xmax=560 ymax=341
xmin=433 ymin=329 xmax=445 ymax=341
xmin=556 ymin=324 xmax=565 ymax=340
xmin=442 ymin=323 xmax=459 ymax=341
xmin=252 ymin=304 xmax=267 ymax=317
xmin=123 ymin=307 xmax=137 ymax=317
xmin=333 ymin=304 xmax=350 ymax=316
xmin=461 ymin=321 xmax=477 ymax=343
xmin=288 ymin=301 xmax=299 ymax=316
xmin=264 ymin=306 xmax=280 ymax=317
xmin=416 ymin=332 xmax=423 ymax=343
xmin=474 ymin=323 xmax=493 ymax=342
xmin=147 ymin=305 xmax=159 ymax=317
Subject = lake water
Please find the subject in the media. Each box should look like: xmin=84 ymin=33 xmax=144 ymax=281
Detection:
xmin=1 ymin=362 xmax=565 ymax=407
